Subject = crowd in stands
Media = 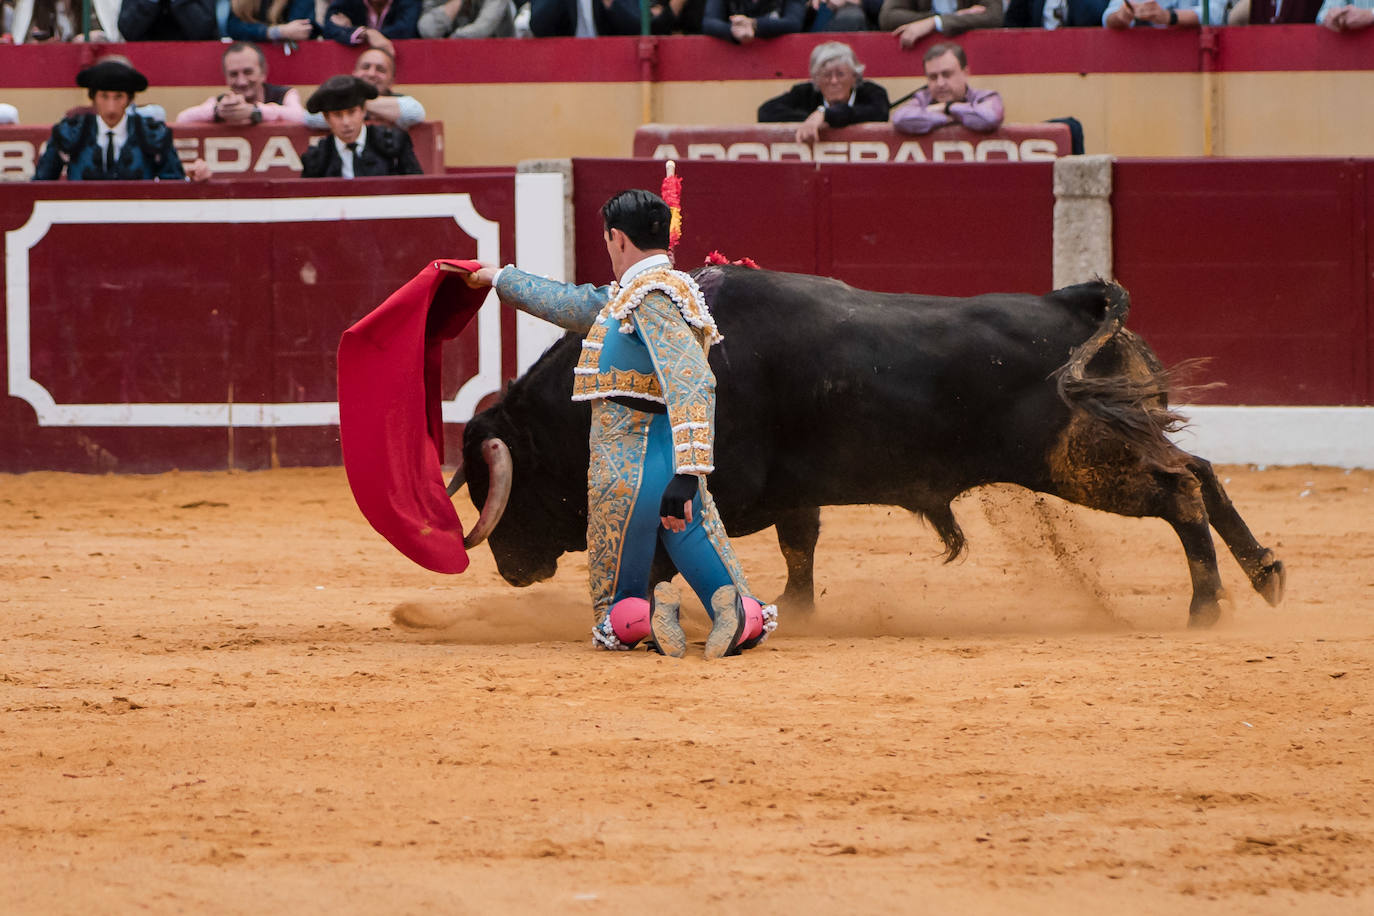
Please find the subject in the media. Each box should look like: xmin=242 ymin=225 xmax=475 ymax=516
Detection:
xmin=2 ymin=0 xmax=1368 ymax=181
xmin=21 ymin=47 xmax=427 ymax=180
xmin=3 ymin=0 xmax=1372 ymax=41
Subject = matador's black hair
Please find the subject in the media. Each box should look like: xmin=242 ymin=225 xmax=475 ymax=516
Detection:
xmin=601 ymin=189 xmax=671 ymax=251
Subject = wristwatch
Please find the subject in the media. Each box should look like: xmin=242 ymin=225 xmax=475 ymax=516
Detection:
xmin=1168 ymin=8 xmax=1178 ymax=23
xmin=250 ymin=105 xmax=263 ymax=125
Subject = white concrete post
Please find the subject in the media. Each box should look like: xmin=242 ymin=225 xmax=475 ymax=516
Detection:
xmin=1052 ymin=154 xmax=1114 ymax=289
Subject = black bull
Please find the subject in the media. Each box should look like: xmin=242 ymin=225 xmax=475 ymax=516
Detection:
xmin=455 ymin=266 xmax=1286 ymax=627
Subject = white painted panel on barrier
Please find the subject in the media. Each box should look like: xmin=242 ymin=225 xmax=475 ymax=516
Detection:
xmin=513 ymin=170 xmax=571 ymax=376
xmin=5 ymin=194 xmax=502 ymax=428
xmin=1172 ymin=406 xmax=1374 ymax=469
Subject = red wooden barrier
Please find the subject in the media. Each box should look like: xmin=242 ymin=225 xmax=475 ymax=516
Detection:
xmin=570 ymin=157 xmax=1054 ymax=295
xmin=1113 ymin=159 xmax=1372 ymax=406
xmin=0 ymin=122 xmax=445 ymax=181
xmin=1 ymin=159 xmax=1369 ymax=473
xmin=0 ymin=175 xmax=517 ymax=473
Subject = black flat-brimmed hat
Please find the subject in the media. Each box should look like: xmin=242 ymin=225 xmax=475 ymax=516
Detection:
xmin=76 ymin=59 xmax=149 ymax=95
xmin=306 ymin=75 xmax=379 ymax=114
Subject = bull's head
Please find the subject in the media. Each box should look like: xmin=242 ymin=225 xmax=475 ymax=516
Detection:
xmin=451 ymin=398 xmax=589 ymax=587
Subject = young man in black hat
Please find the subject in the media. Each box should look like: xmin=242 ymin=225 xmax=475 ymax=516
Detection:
xmin=300 ymin=75 xmax=424 ymax=178
xmin=33 ymin=59 xmax=209 ymax=182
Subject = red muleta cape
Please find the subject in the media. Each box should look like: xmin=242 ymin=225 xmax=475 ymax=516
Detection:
xmin=337 ymin=259 xmax=487 ymax=574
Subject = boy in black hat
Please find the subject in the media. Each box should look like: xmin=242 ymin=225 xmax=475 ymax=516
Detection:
xmin=300 ymin=75 xmax=423 ymax=178
xmin=33 ymin=59 xmax=209 ymax=182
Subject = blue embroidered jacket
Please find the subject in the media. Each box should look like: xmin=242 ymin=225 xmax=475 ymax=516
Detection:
xmin=495 ymin=265 xmax=719 ymax=474
xmin=33 ymin=113 xmax=187 ymax=182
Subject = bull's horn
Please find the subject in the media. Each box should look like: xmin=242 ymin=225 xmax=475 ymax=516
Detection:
xmin=462 ymin=438 xmax=512 ymax=549
xmin=445 ymin=464 xmax=466 ymax=497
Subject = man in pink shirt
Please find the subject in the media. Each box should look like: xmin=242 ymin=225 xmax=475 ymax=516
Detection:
xmin=175 ymin=42 xmax=306 ymax=126
xmin=892 ymin=42 xmax=1004 ymax=135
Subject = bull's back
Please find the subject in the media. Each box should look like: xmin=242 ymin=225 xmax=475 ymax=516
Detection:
xmin=704 ymin=268 xmax=1108 ymax=504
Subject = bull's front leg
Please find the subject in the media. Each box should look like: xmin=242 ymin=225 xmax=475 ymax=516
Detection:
xmin=774 ymin=507 xmax=821 ymax=615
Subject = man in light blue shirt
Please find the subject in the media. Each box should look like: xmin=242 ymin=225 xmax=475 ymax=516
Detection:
xmin=1317 ymin=0 xmax=1374 ymax=29
xmin=1103 ymin=0 xmax=1226 ymax=26
xmin=302 ymin=47 xmax=425 ymax=132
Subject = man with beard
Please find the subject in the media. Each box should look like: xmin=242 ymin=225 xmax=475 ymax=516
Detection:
xmin=303 ymin=47 xmax=427 ymax=132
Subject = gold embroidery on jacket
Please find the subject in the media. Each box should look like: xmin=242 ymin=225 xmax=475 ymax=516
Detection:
xmin=570 ymin=312 xmax=669 ymax=403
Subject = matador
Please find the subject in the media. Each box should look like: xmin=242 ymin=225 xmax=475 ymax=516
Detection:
xmin=463 ymin=189 xmax=776 ymax=659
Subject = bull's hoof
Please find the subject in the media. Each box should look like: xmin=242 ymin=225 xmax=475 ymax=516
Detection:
xmin=1187 ymin=600 xmax=1223 ymax=629
xmin=1254 ymin=553 xmax=1286 ymax=607
xmin=774 ymin=590 xmax=816 ymax=617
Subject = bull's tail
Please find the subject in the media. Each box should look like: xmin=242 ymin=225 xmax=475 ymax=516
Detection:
xmin=1050 ymin=281 xmax=1192 ymax=470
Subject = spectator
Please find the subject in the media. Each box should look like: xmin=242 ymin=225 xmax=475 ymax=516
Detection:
xmin=1317 ymin=0 xmax=1373 ymax=28
xmin=118 ymin=0 xmax=218 ymax=38
xmin=418 ymin=0 xmax=513 ymax=35
xmin=529 ymin=0 xmax=690 ymax=34
xmin=0 ymin=104 xmax=18 ymax=124
xmin=320 ymin=0 xmax=420 ymax=49
xmin=225 ymin=0 xmax=317 ymax=41
xmin=1003 ymin=0 xmax=1108 ymax=27
xmin=758 ymin=41 xmax=889 ymax=142
xmin=300 ymin=75 xmax=423 ymax=177
xmin=892 ymin=42 xmax=1003 ymax=134
xmin=175 ymin=43 xmax=306 ymax=125
xmin=303 ymin=47 xmax=426 ymax=130
xmin=701 ymin=0 xmax=805 ymax=42
xmin=808 ymin=0 xmax=881 ymax=29
xmin=10 ymin=0 xmax=85 ymax=40
xmin=1103 ymin=0 xmax=1226 ymax=27
xmin=60 ymin=54 xmax=168 ymax=121
xmin=880 ymin=0 xmax=1002 ymax=47
xmin=33 ymin=59 xmax=211 ymax=180
xmin=1228 ymin=0 xmax=1321 ymax=22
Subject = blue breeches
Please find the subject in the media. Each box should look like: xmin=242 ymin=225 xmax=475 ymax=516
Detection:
xmin=586 ymin=399 xmax=751 ymax=622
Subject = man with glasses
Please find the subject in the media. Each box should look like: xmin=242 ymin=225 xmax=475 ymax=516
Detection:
xmin=757 ymin=41 xmax=890 ymax=143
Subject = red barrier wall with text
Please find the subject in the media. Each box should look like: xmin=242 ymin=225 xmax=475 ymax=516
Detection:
xmin=0 ymin=122 xmax=446 ymax=181
xmin=631 ymin=123 xmax=1072 ymax=164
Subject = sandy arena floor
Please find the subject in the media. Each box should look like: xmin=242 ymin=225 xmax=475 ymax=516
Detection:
xmin=1 ymin=464 xmax=1371 ymax=914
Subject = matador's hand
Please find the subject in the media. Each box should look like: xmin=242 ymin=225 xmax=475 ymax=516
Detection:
xmin=659 ymin=473 xmax=697 ymax=533
xmin=457 ymin=262 xmax=498 ymax=288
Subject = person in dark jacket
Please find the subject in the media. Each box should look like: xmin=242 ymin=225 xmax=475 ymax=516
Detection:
xmin=33 ymin=59 xmax=208 ymax=181
xmin=300 ymin=75 xmax=423 ymax=178
xmin=702 ymin=0 xmax=805 ymax=41
xmin=1002 ymin=0 xmax=1108 ymax=25
xmin=225 ymin=0 xmax=318 ymax=43
xmin=320 ymin=0 xmax=420 ymax=49
xmin=530 ymin=0 xmax=691 ymax=34
xmin=118 ymin=0 xmax=219 ymax=39
xmin=758 ymin=41 xmax=889 ymax=142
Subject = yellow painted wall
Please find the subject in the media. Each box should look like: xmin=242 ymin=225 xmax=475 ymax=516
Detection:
xmin=9 ymin=70 xmax=1374 ymax=166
